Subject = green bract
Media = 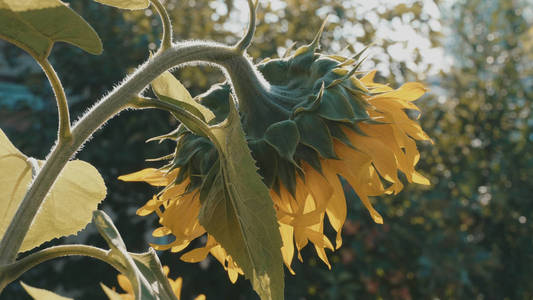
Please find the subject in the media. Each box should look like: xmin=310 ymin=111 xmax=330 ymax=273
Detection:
xmin=158 ymin=30 xmax=372 ymax=198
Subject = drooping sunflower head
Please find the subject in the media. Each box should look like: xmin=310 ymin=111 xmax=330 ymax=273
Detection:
xmin=120 ymin=25 xmax=432 ymax=280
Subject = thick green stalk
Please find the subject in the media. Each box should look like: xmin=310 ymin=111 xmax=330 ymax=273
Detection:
xmin=0 ymin=42 xmax=237 ymax=265
xmin=0 ymin=245 xmax=124 ymax=291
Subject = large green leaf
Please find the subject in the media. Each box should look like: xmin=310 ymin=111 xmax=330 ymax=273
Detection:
xmin=198 ymin=101 xmax=284 ymax=300
xmin=93 ymin=210 xmax=178 ymax=300
xmin=0 ymin=129 xmax=106 ymax=253
xmin=151 ymin=71 xmax=215 ymax=123
xmin=0 ymin=0 xmax=102 ymax=60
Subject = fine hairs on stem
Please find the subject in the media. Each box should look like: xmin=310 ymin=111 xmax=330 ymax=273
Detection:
xmin=0 ymin=0 xmax=262 ymax=266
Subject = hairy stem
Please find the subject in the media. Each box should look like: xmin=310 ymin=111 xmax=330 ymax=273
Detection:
xmin=0 ymin=245 xmax=123 ymax=291
xmin=150 ymin=0 xmax=173 ymax=51
xmin=0 ymin=40 xmax=275 ymax=270
xmin=0 ymin=42 xmax=236 ymax=265
xmin=39 ymin=59 xmax=71 ymax=141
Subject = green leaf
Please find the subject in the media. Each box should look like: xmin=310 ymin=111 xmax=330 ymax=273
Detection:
xmin=93 ymin=210 xmax=178 ymax=300
xmin=0 ymin=0 xmax=102 ymax=60
xmin=295 ymin=113 xmax=337 ymax=159
xmin=152 ymin=71 xmax=215 ymax=123
xmin=20 ymin=281 xmax=73 ymax=300
xmin=198 ymin=101 xmax=284 ymax=300
xmin=0 ymin=129 xmax=107 ymax=253
xmin=264 ymin=120 xmax=300 ymax=164
xmin=93 ymin=0 xmax=149 ymax=10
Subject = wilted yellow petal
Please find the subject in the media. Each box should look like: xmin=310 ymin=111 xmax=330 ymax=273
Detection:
xmin=360 ymin=70 xmax=393 ymax=92
xmin=377 ymin=82 xmax=427 ymax=101
xmin=100 ymin=283 xmax=124 ymax=300
xmin=322 ymin=165 xmax=346 ymax=249
xmin=117 ymin=274 xmax=133 ymax=293
xmin=279 ymin=222 xmax=295 ymax=275
xmin=21 ymin=281 xmax=73 ymax=300
xmin=118 ymin=168 xmax=171 ymax=186
xmin=168 ymin=276 xmax=183 ymax=300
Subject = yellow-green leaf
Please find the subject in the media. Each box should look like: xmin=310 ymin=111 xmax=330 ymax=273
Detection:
xmin=0 ymin=0 xmax=102 ymax=60
xmin=0 ymin=129 xmax=106 ymax=252
xmin=20 ymin=281 xmax=73 ymax=300
xmin=93 ymin=0 xmax=149 ymax=10
xmin=93 ymin=211 xmax=178 ymax=300
xmin=198 ymin=101 xmax=284 ymax=300
xmin=152 ymin=71 xmax=215 ymax=123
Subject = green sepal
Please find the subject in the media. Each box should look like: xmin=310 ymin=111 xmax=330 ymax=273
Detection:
xmin=248 ymin=139 xmax=279 ymax=188
xmin=173 ymin=135 xmax=207 ymax=167
xmin=175 ymin=164 xmax=190 ymax=184
xmin=145 ymin=126 xmax=183 ymax=144
xmin=295 ymin=113 xmax=337 ymax=159
xmin=277 ymin=159 xmax=297 ymax=196
xmin=257 ymin=60 xmax=289 ymax=85
xmin=295 ymin=144 xmax=323 ymax=173
xmin=309 ymin=57 xmax=340 ymax=79
xmin=272 ymin=178 xmax=281 ymax=195
xmin=326 ymin=122 xmax=355 ymax=149
xmin=344 ymin=122 xmax=368 ymax=137
xmin=292 ymin=82 xmax=325 ymax=116
xmin=264 ymin=120 xmax=300 ymax=164
xmin=330 ymin=86 xmax=370 ymax=121
xmin=317 ymin=89 xmax=357 ymax=122
xmin=197 ymin=83 xmax=231 ymax=125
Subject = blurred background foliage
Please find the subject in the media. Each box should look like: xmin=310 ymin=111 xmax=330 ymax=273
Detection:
xmin=1 ymin=0 xmax=532 ymax=299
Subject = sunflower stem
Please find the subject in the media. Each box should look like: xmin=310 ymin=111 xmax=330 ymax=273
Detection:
xmin=39 ymin=58 xmax=72 ymax=142
xmin=150 ymin=0 xmax=173 ymax=52
xmin=0 ymin=245 xmax=124 ymax=292
xmin=0 ymin=42 xmax=237 ymax=266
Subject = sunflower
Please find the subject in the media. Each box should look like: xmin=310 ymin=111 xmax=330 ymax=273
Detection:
xmin=120 ymin=32 xmax=431 ymax=280
xmin=102 ymin=265 xmax=206 ymax=300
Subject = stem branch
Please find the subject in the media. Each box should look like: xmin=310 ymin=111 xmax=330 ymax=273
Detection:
xmin=39 ymin=59 xmax=71 ymax=141
xmin=0 ymin=245 xmax=124 ymax=291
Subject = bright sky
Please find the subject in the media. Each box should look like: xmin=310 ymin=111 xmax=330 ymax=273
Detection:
xmin=218 ymin=0 xmax=452 ymax=79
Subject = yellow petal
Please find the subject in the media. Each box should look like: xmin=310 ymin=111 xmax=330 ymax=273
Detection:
xmin=180 ymin=235 xmax=217 ymax=263
xmin=376 ymin=82 xmax=427 ymax=101
xmin=117 ymin=274 xmax=133 ymax=293
xmin=358 ymin=194 xmax=384 ymax=224
xmin=100 ymin=283 xmax=123 ymax=300
xmin=118 ymin=168 xmax=172 ymax=186
xmin=279 ymin=222 xmax=296 ymax=275
xmin=170 ymin=277 xmax=183 ymax=300
xmin=322 ymin=164 xmax=346 ymax=249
